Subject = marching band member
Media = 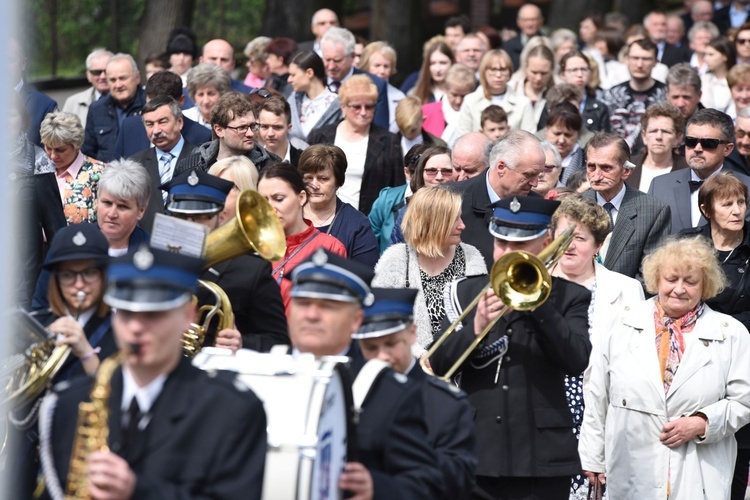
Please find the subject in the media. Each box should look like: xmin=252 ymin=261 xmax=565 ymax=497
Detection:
xmin=354 ymin=287 xmax=478 ymax=499
xmin=430 ymin=196 xmax=592 ymax=500
xmin=39 ymin=245 xmax=267 ymax=499
xmin=163 ymin=168 xmax=288 ymax=351
xmin=286 ymin=249 xmax=445 ymax=499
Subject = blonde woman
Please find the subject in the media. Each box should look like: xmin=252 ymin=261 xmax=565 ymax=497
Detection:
xmin=372 ymin=186 xmax=487 ymax=356
xmin=207 ymin=156 xmax=259 ymax=226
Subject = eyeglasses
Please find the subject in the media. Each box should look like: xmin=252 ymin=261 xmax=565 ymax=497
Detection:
xmin=347 ymin=104 xmax=376 ymax=112
xmin=487 ymin=67 xmax=511 ymax=76
xmin=225 ymin=123 xmax=261 ymax=134
xmin=564 ymin=67 xmax=591 ymax=75
xmin=88 ymin=69 xmax=106 ymax=76
xmin=737 ymin=38 xmax=750 ymax=45
xmin=684 ymin=136 xmax=729 ymax=149
xmin=56 ymin=268 xmax=102 ymax=285
xmin=737 ymin=130 xmax=750 ymax=139
xmin=424 ymin=168 xmax=454 ymax=177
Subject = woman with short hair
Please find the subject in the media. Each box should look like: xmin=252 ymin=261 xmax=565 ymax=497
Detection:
xmin=307 ymin=74 xmax=403 ymax=215
xmin=558 ymin=50 xmax=611 ymax=132
xmin=183 ymin=63 xmax=233 ymax=129
xmin=40 ymin=111 xmax=106 ymax=224
xmin=298 ymin=144 xmax=379 ymax=266
xmin=580 ymin=236 xmax=750 ymax=499
xmin=373 ymin=186 xmax=487 ymax=356
xmin=360 ymin=41 xmax=406 ymax=133
xmin=542 ymin=102 xmax=585 ymax=185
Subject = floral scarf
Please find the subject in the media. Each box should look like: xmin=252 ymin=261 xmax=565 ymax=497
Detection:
xmin=653 ymin=300 xmax=704 ymax=394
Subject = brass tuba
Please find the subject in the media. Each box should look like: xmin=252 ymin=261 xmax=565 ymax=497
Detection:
xmin=65 ymin=349 xmax=128 ymax=499
xmin=420 ymin=225 xmax=576 ymax=380
xmin=181 ymin=190 xmax=286 ymax=356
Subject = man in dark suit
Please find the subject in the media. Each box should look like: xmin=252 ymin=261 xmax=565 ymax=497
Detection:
xmin=451 ymin=130 xmax=546 ymax=268
xmin=650 ymin=108 xmax=750 ymax=234
xmin=114 ymin=71 xmax=212 ymax=159
xmin=584 ymin=133 xmax=671 ymax=281
xmin=713 ymin=0 xmax=750 ymax=34
xmin=39 ymin=245 xmax=267 ymax=499
xmin=163 ymin=169 xmax=288 ymax=352
xmin=257 ymin=95 xmax=304 ymax=166
xmin=431 ymin=195 xmax=591 ymax=500
xmin=320 ymin=27 xmax=390 ymax=130
xmin=297 ymin=8 xmax=340 ymax=56
xmin=129 ymin=96 xmax=195 ymax=233
xmin=83 ymin=54 xmax=146 ymax=162
xmin=354 ymin=287 xmax=477 ymax=499
xmin=286 ymin=249 xmax=446 ymax=499
xmin=645 ymin=11 xmax=691 ymax=66
xmin=503 ymin=4 xmax=545 ymax=70
xmin=11 ymin=38 xmax=58 ymax=146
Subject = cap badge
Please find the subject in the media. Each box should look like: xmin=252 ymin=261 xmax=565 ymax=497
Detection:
xmin=510 ymin=197 xmax=521 ymax=213
xmin=187 ymin=170 xmax=200 ymax=186
xmin=312 ymin=248 xmax=328 ymax=267
xmin=72 ymin=231 xmax=87 ymax=246
xmin=363 ymin=293 xmax=375 ymax=307
xmin=133 ymin=246 xmax=155 ymax=270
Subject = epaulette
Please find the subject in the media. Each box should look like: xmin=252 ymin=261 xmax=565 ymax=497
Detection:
xmin=425 ymin=376 xmax=467 ymax=399
xmin=443 ymin=277 xmax=468 ymax=331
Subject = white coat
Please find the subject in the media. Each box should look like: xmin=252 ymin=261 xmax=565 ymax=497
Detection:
xmin=456 ymin=86 xmax=537 ymax=137
xmin=590 ymin=263 xmax=645 ymax=347
xmin=579 ymin=298 xmax=750 ymax=499
xmin=372 ymin=242 xmax=487 ymax=357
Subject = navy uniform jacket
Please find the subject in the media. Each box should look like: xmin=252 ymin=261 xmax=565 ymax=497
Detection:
xmin=431 ymin=275 xmax=591 ymax=478
xmin=355 ymin=365 xmax=447 ymax=499
xmin=407 ymin=363 xmax=477 ymax=499
xmin=82 ymin=87 xmax=147 ymax=162
xmin=114 ymin=114 xmax=212 ymax=159
xmin=43 ymin=357 xmax=267 ymax=499
xmin=199 ymin=255 xmax=289 ymax=352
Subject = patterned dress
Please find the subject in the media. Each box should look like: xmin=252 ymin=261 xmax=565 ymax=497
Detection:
xmin=420 ymin=245 xmax=466 ymax=336
xmin=59 ymin=155 xmax=106 ymax=224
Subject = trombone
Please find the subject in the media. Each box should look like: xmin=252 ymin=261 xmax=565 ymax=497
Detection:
xmin=420 ymin=225 xmax=576 ymax=381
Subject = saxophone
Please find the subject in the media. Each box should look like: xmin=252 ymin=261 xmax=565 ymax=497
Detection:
xmin=64 ymin=350 xmax=128 ymax=499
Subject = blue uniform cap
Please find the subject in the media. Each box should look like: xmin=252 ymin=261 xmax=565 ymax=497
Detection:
xmin=43 ymin=223 xmax=109 ymax=269
xmin=105 ymin=244 xmax=205 ymax=312
xmin=163 ymin=169 xmax=234 ymax=215
xmin=489 ymin=196 xmax=561 ymax=241
xmin=353 ymin=288 xmax=418 ymax=339
xmin=289 ymin=249 xmax=375 ymax=306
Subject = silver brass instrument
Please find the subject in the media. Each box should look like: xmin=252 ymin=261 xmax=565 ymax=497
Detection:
xmin=181 ymin=190 xmax=286 ymax=356
xmin=420 ymin=225 xmax=576 ymax=380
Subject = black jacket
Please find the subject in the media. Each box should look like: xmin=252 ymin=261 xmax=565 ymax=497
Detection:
xmin=307 ymin=122 xmax=403 ymax=215
xmin=82 ymin=87 xmax=147 ymax=162
xmin=174 ymin=139 xmax=280 ymax=177
xmin=42 ymin=358 xmax=267 ymax=499
xmin=431 ymin=276 xmax=592 ymax=478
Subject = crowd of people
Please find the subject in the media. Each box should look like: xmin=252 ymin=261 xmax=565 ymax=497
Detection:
xmin=10 ymin=2 xmax=750 ymax=499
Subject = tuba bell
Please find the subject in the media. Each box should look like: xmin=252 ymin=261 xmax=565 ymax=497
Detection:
xmin=181 ymin=190 xmax=286 ymax=356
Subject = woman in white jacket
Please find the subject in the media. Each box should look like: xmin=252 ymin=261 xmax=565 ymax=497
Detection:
xmin=372 ymin=186 xmax=487 ymax=357
xmin=457 ymin=49 xmax=537 ymax=136
xmin=550 ymin=195 xmax=644 ymax=499
xmin=579 ymin=236 xmax=750 ymax=499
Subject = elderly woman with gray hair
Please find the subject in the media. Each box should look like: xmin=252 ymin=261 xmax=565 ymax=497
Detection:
xmin=40 ymin=111 xmax=106 ymax=225
xmin=183 ymin=63 xmax=233 ymax=129
xmin=579 ymin=236 xmax=750 ymax=499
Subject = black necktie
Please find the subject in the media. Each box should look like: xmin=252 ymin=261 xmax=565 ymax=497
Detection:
xmin=689 ymin=180 xmax=703 ymax=193
xmin=331 ymin=80 xmax=341 ymax=93
xmin=122 ymin=397 xmax=142 ymax=457
xmin=603 ymin=202 xmax=615 ymax=225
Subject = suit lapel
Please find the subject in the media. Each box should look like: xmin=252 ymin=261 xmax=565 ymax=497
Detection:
xmin=605 ymin=189 xmax=637 ymax=268
xmin=673 ymin=172 xmax=695 ymax=231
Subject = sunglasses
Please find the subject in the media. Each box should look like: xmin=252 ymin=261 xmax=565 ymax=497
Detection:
xmin=88 ymin=69 xmax=106 ymax=76
xmin=737 ymin=38 xmax=750 ymax=45
xmin=684 ymin=136 xmax=729 ymax=150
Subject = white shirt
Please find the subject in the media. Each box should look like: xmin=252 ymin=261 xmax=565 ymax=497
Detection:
xmin=638 ymin=164 xmax=673 ymax=192
xmin=335 ymin=131 xmax=369 ymax=210
xmin=183 ymin=106 xmax=211 ymax=129
xmin=441 ymin=99 xmax=461 ymax=148
xmin=400 ymin=134 xmax=423 ymax=159
xmin=155 ymin=135 xmax=185 ymax=184
xmin=121 ymin=367 xmax=167 ymax=428
xmin=596 ymin=184 xmax=626 ymax=226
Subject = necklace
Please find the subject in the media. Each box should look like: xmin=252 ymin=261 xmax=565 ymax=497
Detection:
xmin=307 ymin=205 xmax=336 ymax=226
